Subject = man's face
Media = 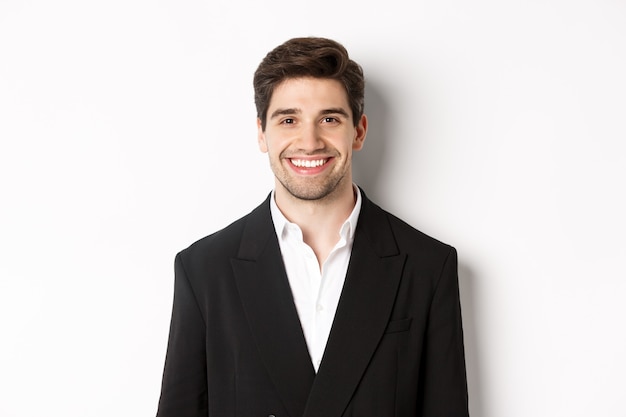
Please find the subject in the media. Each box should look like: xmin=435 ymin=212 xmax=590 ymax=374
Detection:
xmin=257 ymin=77 xmax=367 ymax=202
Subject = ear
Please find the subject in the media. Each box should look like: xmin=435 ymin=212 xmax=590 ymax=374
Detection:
xmin=352 ymin=114 xmax=368 ymax=151
xmin=257 ymin=118 xmax=268 ymax=153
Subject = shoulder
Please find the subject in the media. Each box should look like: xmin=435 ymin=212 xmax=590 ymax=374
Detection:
xmin=360 ymin=191 xmax=455 ymax=260
xmin=387 ymin=209 xmax=452 ymax=252
xmin=360 ymin=196 xmax=459 ymax=297
xmin=178 ymin=196 xmax=271 ymax=263
xmin=384 ymin=208 xmax=457 ymax=272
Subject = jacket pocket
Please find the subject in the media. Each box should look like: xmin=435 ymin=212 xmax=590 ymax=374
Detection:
xmin=384 ymin=317 xmax=412 ymax=334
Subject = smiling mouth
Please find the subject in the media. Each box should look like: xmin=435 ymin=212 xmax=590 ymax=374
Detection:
xmin=289 ymin=158 xmax=329 ymax=168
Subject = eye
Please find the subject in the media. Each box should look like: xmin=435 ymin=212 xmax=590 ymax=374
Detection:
xmin=323 ymin=117 xmax=339 ymax=123
xmin=281 ymin=118 xmax=295 ymax=125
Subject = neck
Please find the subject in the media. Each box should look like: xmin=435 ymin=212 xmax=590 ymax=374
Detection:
xmin=274 ymin=179 xmax=357 ymax=266
xmin=275 ymin=180 xmax=356 ymax=228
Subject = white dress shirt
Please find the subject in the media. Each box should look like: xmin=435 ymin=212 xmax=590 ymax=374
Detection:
xmin=270 ymin=187 xmax=362 ymax=372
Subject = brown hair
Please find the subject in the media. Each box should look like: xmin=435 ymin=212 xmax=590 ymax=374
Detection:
xmin=253 ymin=37 xmax=365 ymax=130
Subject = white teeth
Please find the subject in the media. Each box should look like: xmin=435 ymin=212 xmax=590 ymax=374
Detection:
xmin=291 ymin=159 xmax=327 ymax=168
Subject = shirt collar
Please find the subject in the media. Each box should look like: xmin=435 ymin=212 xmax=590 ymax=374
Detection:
xmin=270 ymin=185 xmax=362 ymax=242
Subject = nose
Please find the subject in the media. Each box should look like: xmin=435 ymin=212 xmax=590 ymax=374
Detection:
xmin=296 ymin=122 xmax=324 ymax=152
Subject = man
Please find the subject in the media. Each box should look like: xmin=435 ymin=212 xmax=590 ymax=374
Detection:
xmin=156 ymin=37 xmax=469 ymax=417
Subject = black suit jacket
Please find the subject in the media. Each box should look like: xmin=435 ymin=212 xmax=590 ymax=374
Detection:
xmin=157 ymin=190 xmax=469 ymax=417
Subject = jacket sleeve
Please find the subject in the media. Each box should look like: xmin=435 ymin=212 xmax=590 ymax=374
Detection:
xmin=420 ymin=247 xmax=470 ymax=416
xmin=156 ymin=253 xmax=208 ymax=417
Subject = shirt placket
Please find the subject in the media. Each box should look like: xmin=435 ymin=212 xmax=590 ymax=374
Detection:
xmin=298 ymin=239 xmax=322 ymax=368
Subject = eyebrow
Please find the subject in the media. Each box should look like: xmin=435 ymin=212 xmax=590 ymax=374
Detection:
xmin=269 ymin=107 xmax=351 ymax=120
xmin=320 ymin=108 xmax=350 ymax=119
xmin=269 ymin=108 xmax=300 ymax=119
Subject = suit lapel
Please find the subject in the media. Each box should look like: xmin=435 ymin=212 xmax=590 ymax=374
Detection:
xmin=303 ymin=193 xmax=407 ymax=417
xmin=231 ymin=197 xmax=315 ymax=417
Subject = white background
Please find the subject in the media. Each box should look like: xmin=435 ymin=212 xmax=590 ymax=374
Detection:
xmin=1 ymin=0 xmax=625 ymax=416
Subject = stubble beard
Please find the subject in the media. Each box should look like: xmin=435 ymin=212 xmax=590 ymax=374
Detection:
xmin=270 ymin=153 xmax=350 ymax=202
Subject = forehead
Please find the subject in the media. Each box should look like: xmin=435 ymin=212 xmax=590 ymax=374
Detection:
xmin=269 ymin=77 xmax=350 ymax=110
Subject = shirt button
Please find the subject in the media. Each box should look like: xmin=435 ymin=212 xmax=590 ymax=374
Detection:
xmin=316 ymin=304 xmax=324 ymax=312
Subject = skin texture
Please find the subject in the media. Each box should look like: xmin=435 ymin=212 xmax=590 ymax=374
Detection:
xmin=257 ymin=77 xmax=367 ymax=206
xmin=257 ymin=77 xmax=368 ymax=265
